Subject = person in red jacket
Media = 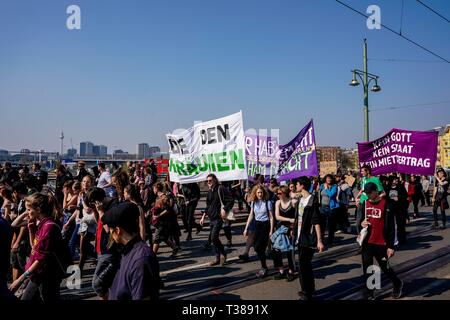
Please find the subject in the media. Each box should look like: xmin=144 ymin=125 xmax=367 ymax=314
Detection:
xmin=360 ymin=182 xmax=403 ymax=300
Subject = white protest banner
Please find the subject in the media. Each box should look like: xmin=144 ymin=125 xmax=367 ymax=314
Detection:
xmin=166 ymin=111 xmax=248 ymax=183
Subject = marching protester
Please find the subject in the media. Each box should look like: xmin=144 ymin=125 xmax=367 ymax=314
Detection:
xmin=432 ymin=169 xmax=448 ymax=229
xmin=295 ymin=177 xmax=324 ymax=300
xmin=243 ymin=185 xmax=274 ymax=278
xmin=359 ymin=182 xmax=403 ymax=300
xmin=9 ymin=193 xmax=70 ymax=301
xmin=421 ymin=175 xmax=431 ymax=207
xmin=180 ymin=182 xmax=203 ymax=241
xmin=97 ymin=163 xmax=114 ymax=198
xmin=151 ymin=195 xmax=179 ymax=256
xmin=356 ymin=165 xmax=386 ymax=235
xmin=75 ymin=161 xmax=89 ymax=182
xmin=102 ymin=202 xmax=161 ymax=300
xmin=386 ymin=175 xmax=409 ymax=245
xmin=337 ymin=176 xmax=352 ymax=234
xmin=408 ymin=175 xmax=423 ymax=219
xmin=200 ymin=174 xmax=234 ymax=267
xmin=318 ymin=174 xmax=340 ymax=247
xmin=273 ymin=185 xmax=297 ymax=281
xmin=124 ymin=184 xmax=146 ymax=241
xmin=86 ymin=187 xmax=121 ymax=300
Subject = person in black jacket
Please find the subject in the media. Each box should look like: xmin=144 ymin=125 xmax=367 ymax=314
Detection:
xmin=75 ymin=161 xmax=89 ymax=182
xmin=360 ymin=182 xmax=403 ymax=300
xmin=386 ymin=175 xmax=409 ymax=245
xmin=200 ymin=174 xmax=234 ymax=267
xmin=180 ymin=183 xmax=202 ymax=241
xmin=410 ymin=175 xmax=423 ymax=219
xmin=294 ymin=176 xmax=324 ymax=300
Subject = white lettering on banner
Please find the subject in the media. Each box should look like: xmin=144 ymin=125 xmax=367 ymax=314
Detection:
xmin=390 ymin=132 xmax=412 ymax=143
xmin=201 ymin=124 xmax=230 ymax=145
xmin=391 ymin=144 xmax=413 ymax=154
xmin=372 ymin=146 xmax=390 ymax=158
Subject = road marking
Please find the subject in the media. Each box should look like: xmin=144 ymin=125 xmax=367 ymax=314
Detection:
xmin=160 ymin=256 xmax=240 ymax=276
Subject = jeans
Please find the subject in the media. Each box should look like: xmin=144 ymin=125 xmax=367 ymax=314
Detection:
xmin=320 ymin=206 xmax=338 ymax=246
xmin=210 ymin=219 xmax=226 ymax=258
xmin=361 ymin=244 xmax=401 ymax=294
xmin=254 ymin=221 xmax=270 ymax=269
xmin=21 ymin=277 xmax=61 ymax=301
xmin=433 ymin=200 xmax=447 ymax=226
xmin=69 ymin=223 xmax=80 ymax=259
xmin=298 ymin=246 xmax=315 ymax=298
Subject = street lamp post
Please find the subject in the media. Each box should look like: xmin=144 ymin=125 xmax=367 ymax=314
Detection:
xmin=349 ymin=39 xmax=381 ymax=142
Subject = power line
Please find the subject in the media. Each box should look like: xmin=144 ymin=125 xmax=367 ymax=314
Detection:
xmin=400 ymin=0 xmax=405 ymax=35
xmin=369 ymin=58 xmax=447 ymax=63
xmin=371 ymin=100 xmax=450 ymax=111
xmin=416 ymin=0 xmax=450 ymax=24
xmin=335 ymin=0 xmax=450 ymax=63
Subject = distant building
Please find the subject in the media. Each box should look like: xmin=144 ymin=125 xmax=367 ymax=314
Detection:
xmin=80 ymin=141 xmax=94 ymax=157
xmin=113 ymin=149 xmax=136 ymax=160
xmin=93 ymin=145 xmax=108 ymax=157
xmin=67 ymin=148 xmax=77 ymax=158
xmin=137 ymin=143 xmax=150 ymax=159
xmin=0 ymin=149 xmax=9 ymax=161
xmin=436 ymin=124 xmax=450 ymax=170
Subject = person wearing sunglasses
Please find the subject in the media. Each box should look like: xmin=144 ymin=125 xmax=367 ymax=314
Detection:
xmin=200 ymin=174 xmax=234 ymax=266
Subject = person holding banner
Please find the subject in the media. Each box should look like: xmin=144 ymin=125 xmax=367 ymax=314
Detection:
xmin=200 ymin=174 xmax=234 ymax=267
xmin=432 ymin=169 xmax=449 ymax=230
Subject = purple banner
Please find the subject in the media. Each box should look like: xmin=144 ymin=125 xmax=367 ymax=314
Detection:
xmin=277 ymin=120 xmax=319 ymax=181
xmin=357 ymin=128 xmax=438 ymax=176
xmin=245 ymin=134 xmax=279 ymax=182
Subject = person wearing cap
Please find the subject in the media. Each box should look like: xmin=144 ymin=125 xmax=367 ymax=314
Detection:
xmin=102 ymin=202 xmax=160 ymax=300
xmin=360 ymin=182 xmax=403 ymax=300
xmin=75 ymin=161 xmax=89 ymax=182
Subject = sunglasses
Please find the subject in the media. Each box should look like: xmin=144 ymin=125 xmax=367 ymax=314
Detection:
xmin=207 ymin=179 xmax=214 ymax=183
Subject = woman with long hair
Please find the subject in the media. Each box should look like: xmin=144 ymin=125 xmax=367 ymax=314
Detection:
xmin=124 ymin=184 xmax=147 ymax=242
xmin=243 ymin=185 xmax=274 ymax=278
xmin=9 ymin=193 xmax=67 ymax=301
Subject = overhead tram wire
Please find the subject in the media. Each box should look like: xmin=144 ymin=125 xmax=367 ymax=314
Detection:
xmin=370 ymin=100 xmax=450 ymax=112
xmin=334 ymin=0 xmax=450 ymax=64
xmin=369 ymin=58 xmax=447 ymax=64
xmin=416 ymin=0 xmax=450 ymax=24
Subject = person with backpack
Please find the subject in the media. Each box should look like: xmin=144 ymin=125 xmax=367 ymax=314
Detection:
xmin=9 ymin=193 xmax=70 ymax=301
xmin=243 ymin=185 xmax=274 ymax=279
xmin=360 ymin=182 xmax=403 ymax=300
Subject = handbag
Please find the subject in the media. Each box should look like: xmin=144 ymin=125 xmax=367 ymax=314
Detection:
xmin=441 ymin=198 xmax=449 ymax=210
xmin=218 ymin=187 xmax=235 ymax=221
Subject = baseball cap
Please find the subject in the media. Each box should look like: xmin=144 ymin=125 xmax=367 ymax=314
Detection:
xmin=102 ymin=202 xmax=140 ymax=234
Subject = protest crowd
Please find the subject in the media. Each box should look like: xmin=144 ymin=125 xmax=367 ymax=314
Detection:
xmin=0 ymin=116 xmax=448 ymax=301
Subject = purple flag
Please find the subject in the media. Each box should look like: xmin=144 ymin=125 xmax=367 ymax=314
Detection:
xmin=277 ymin=120 xmax=319 ymax=181
xmin=357 ymin=128 xmax=438 ymax=176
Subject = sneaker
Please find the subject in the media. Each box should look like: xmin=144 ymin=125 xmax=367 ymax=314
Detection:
xmin=256 ymin=268 xmax=268 ymax=279
xmin=209 ymin=259 xmax=220 ymax=266
xmin=392 ymin=280 xmax=404 ymax=299
xmin=273 ymin=272 xmax=285 ymax=280
xmin=171 ymin=247 xmax=179 ymax=257
xmin=239 ymin=254 xmax=250 ymax=262
xmin=286 ymin=272 xmax=295 ymax=282
xmin=220 ymin=254 xmax=227 ymax=266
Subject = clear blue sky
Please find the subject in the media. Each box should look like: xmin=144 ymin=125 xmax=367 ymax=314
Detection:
xmin=1 ymin=0 xmax=449 ymax=153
